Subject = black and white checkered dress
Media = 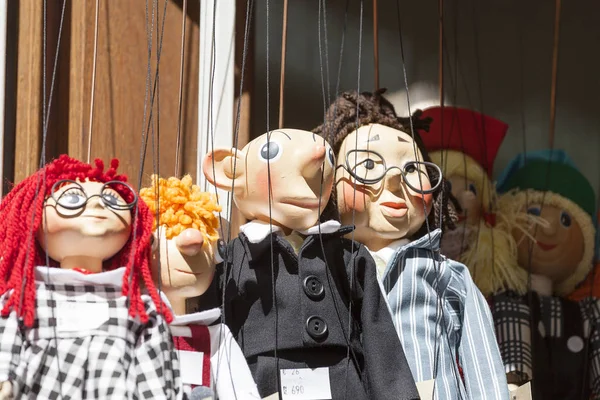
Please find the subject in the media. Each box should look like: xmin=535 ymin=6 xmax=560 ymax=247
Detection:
xmin=0 ymin=266 xmax=181 ymax=400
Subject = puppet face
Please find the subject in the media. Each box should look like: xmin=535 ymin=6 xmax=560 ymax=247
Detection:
xmin=335 ymin=124 xmax=436 ymax=248
xmin=203 ymin=129 xmax=335 ymax=231
xmin=446 ymin=175 xmax=482 ymax=225
xmin=151 ymin=227 xmax=216 ymax=299
xmin=514 ymin=204 xmax=585 ymax=283
xmin=38 ymin=180 xmax=133 ymax=272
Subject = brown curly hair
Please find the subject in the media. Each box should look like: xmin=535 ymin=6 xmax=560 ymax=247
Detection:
xmin=313 ymin=88 xmax=458 ymax=239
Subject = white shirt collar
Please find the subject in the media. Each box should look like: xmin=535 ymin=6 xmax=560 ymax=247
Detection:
xmin=170 ymin=307 xmax=221 ymax=326
xmin=367 ymin=238 xmax=411 ymax=264
xmin=34 ymin=266 xmax=126 ymax=288
xmin=239 ymin=219 xmax=342 ymax=243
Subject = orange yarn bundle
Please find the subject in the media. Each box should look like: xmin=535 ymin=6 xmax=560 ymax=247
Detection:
xmin=140 ymin=175 xmax=221 ymax=244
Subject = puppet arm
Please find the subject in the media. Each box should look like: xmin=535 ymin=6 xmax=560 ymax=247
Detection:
xmin=132 ymin=302 xmax=182 ymax=400
xmin=0 ymin=296 xmax=21 ymax=399
xmin=209 ymin=323 xmax=260 ymax=399
xmin=457 ymin=267 xmax=510 ymax=399
xmin=355 ymin=245 xmax=420 ymax=400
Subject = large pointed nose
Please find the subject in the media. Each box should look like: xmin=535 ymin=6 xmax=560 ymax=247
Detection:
xmin=302 ymin=144 xmax=326 ymax=179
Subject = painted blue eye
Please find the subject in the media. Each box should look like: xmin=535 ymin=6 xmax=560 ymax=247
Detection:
xmin=560 ymin=211 xmax=571 ymax=227
xmin=527 ymin=206 xmax=541 ymax=216
xmin=468 ymin=183 xmax=477 ymax=195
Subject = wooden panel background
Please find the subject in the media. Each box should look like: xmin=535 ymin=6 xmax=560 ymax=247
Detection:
xmin=8 ymin=0 xmax=253 ymax=234
xmin=67 ymin=1 xmax=200 ymax=187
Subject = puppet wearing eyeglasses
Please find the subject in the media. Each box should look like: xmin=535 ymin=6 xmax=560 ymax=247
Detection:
xmin=202 ymin=129 xmax=419 ymax=399
xmin=0 ymin=155 xmax=180 ymax=399
xmin=140 ymin=175 xmax=260 ymax=399
xmin=490 ymin=150 xmax=600 ymax=399
xmin=315 ymin=90 xmax=509 ymax=400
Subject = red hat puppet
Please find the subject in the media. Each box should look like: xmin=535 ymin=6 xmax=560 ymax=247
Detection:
xmin=419 ymin=107 xmax=528 ymax=296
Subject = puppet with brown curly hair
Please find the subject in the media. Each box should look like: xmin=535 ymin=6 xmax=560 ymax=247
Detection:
xmin=315 ymin=89 xmax=509 ymax=400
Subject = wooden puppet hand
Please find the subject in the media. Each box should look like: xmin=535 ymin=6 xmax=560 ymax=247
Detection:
xmin=0 ymin=381 xmax=13 ymax=400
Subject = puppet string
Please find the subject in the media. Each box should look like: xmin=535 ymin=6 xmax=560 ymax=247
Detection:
xmin=86 ymin=0 xmax=100 ymax=163
xmin=174 ymin=0 xmax=188 ymax=177
xmin=373 ymin=0 xmax=379 ymax=90
xmin=277 ymin=0 xmax=288 ymax=129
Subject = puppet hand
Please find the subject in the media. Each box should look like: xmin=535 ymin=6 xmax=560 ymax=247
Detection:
xmin=174 ymin=228 xmax=205 ymax=257
xmin=0 ymin=381 xmax=13 ymax=400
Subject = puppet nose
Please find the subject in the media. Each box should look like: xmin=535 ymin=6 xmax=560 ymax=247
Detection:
xmin=175 ymin=229 xmax=205 ymax=256
xmin=302 ymin=144 xmax=326 ymax=178
xmin=541 ymin=218 xmax=558 ymax=236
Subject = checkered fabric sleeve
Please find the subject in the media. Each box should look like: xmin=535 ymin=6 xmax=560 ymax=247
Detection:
xmin=0 ymin=293 xmax=21 ymax=384
xmin=583 ymin=298 xmax=600 ymax=396
xmin=490 ymin=290 xmax=533 ymax=381
xmin=131 ymin=298 xmax=182 ymax=400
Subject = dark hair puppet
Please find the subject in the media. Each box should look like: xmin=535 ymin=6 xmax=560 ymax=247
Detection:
xmin=313 ymin=88 xmax=458 ymax=239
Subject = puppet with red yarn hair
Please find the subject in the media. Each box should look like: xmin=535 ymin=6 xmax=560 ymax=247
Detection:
xmin=0 ymin=155 xmax=180 ymax=399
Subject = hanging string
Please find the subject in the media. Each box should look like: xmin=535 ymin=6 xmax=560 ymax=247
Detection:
xmin=373 ymin=0 xmax=379 ymax=90
xmin=438 ymin=0 xmax=444 ymax=107
xmin=396 ymin=1 xmax=464 ymax=396
xmin=86 ymin=0 xmax=100 ymax=163
xmin=278 ymin=0 xmax=289 ymax=129
xmin=174 ymin=0 xmax=188 ymax=177
xmin=548 ymin=0 xmax=561 ymax=148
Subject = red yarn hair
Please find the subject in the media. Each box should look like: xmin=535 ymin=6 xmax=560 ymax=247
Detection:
xmin=0 ymin=154 xmax=172 ymax=326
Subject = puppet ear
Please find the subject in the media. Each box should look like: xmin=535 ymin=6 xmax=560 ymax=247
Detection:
xmin=202 ymin=148 xmax=245 ymax=191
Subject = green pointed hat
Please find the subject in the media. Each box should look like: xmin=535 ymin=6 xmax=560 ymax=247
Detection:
xmin=497 ymin=150 xmax=596 ymax=218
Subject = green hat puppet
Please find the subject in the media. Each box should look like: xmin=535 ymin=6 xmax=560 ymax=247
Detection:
xmin=496 ymin=149 xmax=596 ymax=296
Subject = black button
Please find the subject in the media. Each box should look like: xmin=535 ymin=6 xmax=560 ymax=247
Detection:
xmin=303 ymin=275 xmax=324 ymax=299
xmin=217 ymin=239 xmax=226 ymax=261
xmin=306 ymin=316 xmax=328 ymax=340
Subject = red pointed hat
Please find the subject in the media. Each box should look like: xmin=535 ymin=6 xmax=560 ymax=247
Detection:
xmin=420 ymin=106 xmax=508 ymax=177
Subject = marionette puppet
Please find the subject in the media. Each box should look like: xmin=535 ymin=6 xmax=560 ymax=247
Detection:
xmin=140 ymin=174 xmax=260 ymax=399
xmin=491 ymin=149 xmax=600 ymax=399
xmin=420 ymin=106 xmax=537 ymax=296
xmin=202 ymin=128 xmax=419 ymax=400
xmin=0 ymin=155 xmax=180 ymax=399
xmin=314 ymin=89 xmax=509 ymax=400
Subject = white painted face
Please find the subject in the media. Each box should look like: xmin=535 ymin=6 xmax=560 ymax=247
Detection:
xmin=203 ymin=129 xmax=336 ymax=232
xmin=335 ymin=124 xmax=435 ymax=250
xmin=38 ymin=180 xmax=133 ymax=273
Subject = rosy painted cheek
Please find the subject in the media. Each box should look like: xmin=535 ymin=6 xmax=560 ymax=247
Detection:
xmin=410 ymin=193 xmax=433 ymax=215
xmin=342 ymin=181 xmax=367 ymax=213
xmin=254 ymin=165 xmax=273 ymax=201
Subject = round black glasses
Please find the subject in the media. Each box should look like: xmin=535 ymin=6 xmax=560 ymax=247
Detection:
xmin=343 ymin=149 xmax=443 ymax=194
xmin=50 ymin=180 xmax=138 ymax=211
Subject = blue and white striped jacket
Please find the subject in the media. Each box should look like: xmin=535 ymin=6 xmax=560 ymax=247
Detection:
xmin=373 ymin=229 xmax=509 ymax=400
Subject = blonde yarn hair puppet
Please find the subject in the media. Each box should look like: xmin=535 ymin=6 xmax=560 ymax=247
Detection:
xmin=140 ymin=175 xmax=261 ymax=399
xmin=490 ymin=150 xmax=599 ymax=400
xmin=421 ymin=106 xmax=538 ymax=296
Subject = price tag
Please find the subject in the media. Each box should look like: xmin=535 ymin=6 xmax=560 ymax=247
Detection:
xmin=416 ymin=379 xmax=435 ymax=400
xmin=179 ymin=350 xmax=205 ymax=385
xmin=56 ymin=301 xmax=109 ymax=332
xmin=280 ymin=367 xmax=332 ymax=400
xmin=510 ymin=382 xmax=532 ymax=400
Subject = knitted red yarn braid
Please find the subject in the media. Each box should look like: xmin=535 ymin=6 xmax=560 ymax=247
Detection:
xmin=0 ymin=154 xmax=172 ymax=327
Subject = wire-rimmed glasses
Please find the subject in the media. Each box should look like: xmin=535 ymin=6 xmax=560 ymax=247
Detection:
xmin=343 ymin=149 xmax=443 ymax=194
xmin=49 ymin=179 xmax=138 ymax=211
